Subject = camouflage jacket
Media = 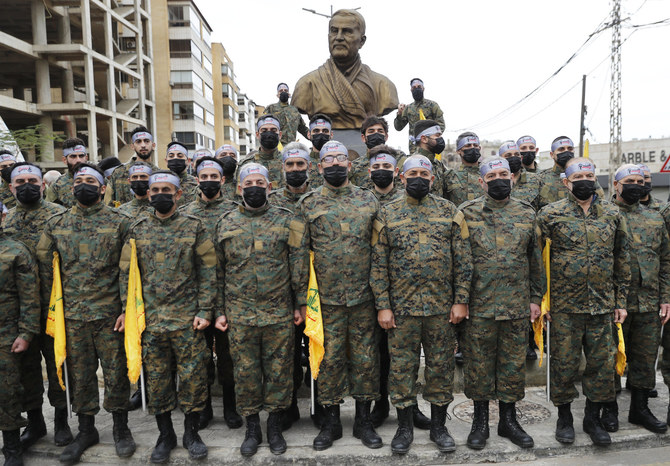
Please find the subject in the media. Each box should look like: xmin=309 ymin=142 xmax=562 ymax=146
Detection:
xmin=393 ymin=98 xmax=445 ymax=152
xmin=182 ymin=194 xmax=236 ymax=238
xmin=511 ymin=169 xmax=541 ymax=210
xmin=349 ymin=148 xmax=372 ymax=187
xmin=177 ymin=171 xmax=199 ymax=207
xmin=0 ymin=231 xmax=40 ymax=345
xmin=297 ymin=183 xmax=379 ymax=306
xmin=370 ymin=193 xmax=472 ymax=316
xmin=37 ymin=202 xmax=128 ymax=321
xmin=117 ymin=197 xmax=151 ymax=219
xmin=537 ymin=164 xmax=605 ymax=209
xmin=0 ymin=183 xmax=16 ymax=210
xmin=104 ymin=157 xmax=160 ymax=206
xmin=214 ymin=203 xmax=306 ymax=326
xmin=536 ymin=194 xmax=630 ymax=314
xmin=4 ymin=199 xmax=67 ymax=253
xmin=615 ymin=199 xmax=670 ymax=313
xmin=308 ymin=149 xmax=323 ymax=188
xmin=119 ymin=211 xmax=217 ymax=331
xmin=45 ymin=171 xmax=75 ymax=208
xmin=238 ymin=149 xmax=284 ymax=190
xmin=269 ymin=186 xmax=311 ymax=212
xmin=460 ymin=195 xmax=545 ymax=320
xmin=220 ymin=177 xmax=238 ymax=200
xmin=445 ymin=164 xmax=483 ymax=207
xmin=265 ymin=102 xmax=310 ymax=145
xmin=416 ymin=147 xmax=450 ymax=198
xmin=641 ymin=196 xmax=663 ymax=211
xmin=372 ymin=183 xmax=403 ymax=206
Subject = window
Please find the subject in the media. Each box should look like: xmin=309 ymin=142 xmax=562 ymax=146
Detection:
xmin=238 ymin=112 xmax=245 ymax=122
xmin=203 ymin=56 xmax=212 ymax=75
xmin=204 ymin=84 xmax=213 ymax=101
xmin=169 ymin=39 xmax=191 ymax=58
xmin=206 ymin=110 xmax=215 ymax=127
xmin=202 ymin=28 xmax=212 ymax=47
xmin=170 ymin=70 xmax=192 ymax=88
xmin=240 ymin=145 xmax=247 ymax=156
xmin=222 ymin=83 xmax=231 ymax=98
xmin=224 ymin=127 xmax=234 ymax=141
xmin=207 ymin=138 xmax=215 ymax=150
xmin=196 ymin=133 xmax=204 ymax=147
xmin=223 ymin=105 xmax=234 ymax=120
xmin=192 ymin=72 xmax=203 ymax=95
xmin=193 ymin=102 xmax=204 ymax=123
xmin=175 ymin=132 xmax=195 ymax=144
xmin=168 ymin=5 xmax=187 ymax=26
xmin=191 ymin=41 xmax=201 ymax=63
xmin=189 ymin=7 xmax=201 ymax=37
xmin=173 ymin=101 xmax=193 ymax=120
xmin=221 ymin=64 xmax=229 ymax=76
xmin=239 ymin=128 xmax=245 ymax=139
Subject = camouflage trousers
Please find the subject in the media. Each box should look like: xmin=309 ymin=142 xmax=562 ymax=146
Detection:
xmin=659 ymin=322 xmax=670 ymax=389
xmin=143 ymin=328 xmax=208 ymax=415
xmin=318 ymin=301 xmax=380 ymax=406
xmin=463 ymin=317 xmax=527 ymax=403
xmin=293 ymin=322 xmax=306 ymax=393
xmin=0 ymin=346 xmax=27 ymax=431
xmin=388 ymin=314 xmax=454 ymax=409
xmin=228 ymin=320 xmax=293 ymax=416
xmin=202 ymin=327 xmax=235 ymax=390
xmin=65 ymin=317 xmax=129 ymax=415
xmin=550 ymin=313 xmax=615 ymax=406
xmin=619 ymin=311 xmax=661 ymax=390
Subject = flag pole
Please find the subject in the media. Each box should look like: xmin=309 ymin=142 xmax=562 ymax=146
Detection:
xmin=656 ymin=325 xmax=664 ymax=374
xmin=140 ymin=366 xmax=147 ymax=413
xmin=546 ymin=321 xmax=551 ymax=403
xmin=311 ymin=376 xmax=315 ymax=416
xmin=64 ymin=360 xmax=72 ymax=418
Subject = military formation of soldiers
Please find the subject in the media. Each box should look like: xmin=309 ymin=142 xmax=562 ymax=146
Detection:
xmin=1 ymin=74 xmax=670 ymax=466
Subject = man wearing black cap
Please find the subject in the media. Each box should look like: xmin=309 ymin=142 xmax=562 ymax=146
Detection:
xmin=394 ymin=78 xmax=445 ymax=153
xmin=98 ymin=157 xmax=122 ymax=182
xmin=266 ymin=83 xmax=309 ymax=145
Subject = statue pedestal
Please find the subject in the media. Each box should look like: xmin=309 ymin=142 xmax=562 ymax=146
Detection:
xmin=333 ymin=129 xmax=366 ymax=161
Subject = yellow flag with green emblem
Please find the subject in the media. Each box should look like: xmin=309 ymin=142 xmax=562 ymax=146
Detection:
xmin=419 ymin=109 xmax=426 ymax=120
xmin=615 ymin=323 xmax=627 ymax=376
xmin=45 ymin=252 xmax=67 ymax=390
xmin=124 ymin=239 xmax=146 ymax=384
xmin=533 ymin=239 xmax=551 ymax=367
xmin=304 ymin=251 xmax=324 ymax=379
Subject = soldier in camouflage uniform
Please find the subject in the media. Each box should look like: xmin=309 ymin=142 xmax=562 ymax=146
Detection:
xmin=638 ymin=163 xmax=663 ymax=210
xmin=411 ymin=120 xmax=450 ymax=198
xmin=182 ymin=157 xmax=240 ymax=431
xmin=0 ymin=211 xmax=40 ymax=466
xmin=660 ymin=203 xmax=670 ymax=425
xmin=46 ymin=138 xmax=89 ymax=208
xmin=214 ymin=163 xmax=306 ymax=457
xmin=306 ymin=114 xmax=333 ymax=188
xmin=119 ymin=170 xmax=215 ymax=462
xmin=0 ymin=151 xmax=18 ymax=210
xmin=371 ymin=155 xmax=472 ymax=455
xmin=37 ymin=163 xmax=135 ymax=463
xmin=498 ymin=141 xmax=541 ymax=210
xmin=165 ymin=141 xmax=199 ymax=206
xmin=265 ymin=83 xmax=309 ymax=145
xmin=517 ymin=135 xmax=539 ymax=173
xmin=349 ymin=116 xmax=389 ymax=186
xmin=608 ymin=164 xmax=669 ymax=433
xmin=215 ymin=145 xmax=240 ymax=200
xmin=446 ymin=132 xmax=484 ymax=207
xmin=3 ymin=163 xmax=73 ymax=449
xmin=104 ymin=126 xmax=159 ymax=206
xmin=459 ymin=157 xmax=545 ymax=450
xmin=116 ymin=162 xmax=153 ymax=218
xmin=394 ymin=78 xmax=445 ymax=153
xmin=238 ymin=115 xmax=284 ymax=190
xmin=536 ymin=157 xmax=630 ymax=446
xmin=296 ymin=140 xmax=382 ymax=451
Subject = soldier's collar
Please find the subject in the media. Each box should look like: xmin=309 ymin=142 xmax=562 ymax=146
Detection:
xmin=72 ymin=201 xmax=105 ymax=216
xmin=257 ymin=149 xmax=278 ymax=160
xmin=16 ymin=198 xmax=44 ymax=212
xmin=151 ymin=209 xmax=180 ymax=223
xmin=417 ymin=147 xmax=435 ymax=163
xmin=484 ymin=193 xmax=510 ymax=209
xmin=321 ymin=183 xmax=352 ymax=197
xmin=404 ymin=192 xmax=429 ymax=205
xmin=614 ymin=197 xmax=638 ymax=211
xmin=238 ymin=202 xmax=270 ymax=216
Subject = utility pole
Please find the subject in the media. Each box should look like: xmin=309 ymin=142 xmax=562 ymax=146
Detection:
xmin=608 ymin=0 xmax=622 ymax=190
xmin=302 ymin=5 xmax=361 ymax=19
xmin=579 ymin=74 xmax=587 ymax=157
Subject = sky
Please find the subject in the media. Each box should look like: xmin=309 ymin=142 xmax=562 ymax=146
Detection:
xmin=195 ymin=0 xmax=669 ymax=152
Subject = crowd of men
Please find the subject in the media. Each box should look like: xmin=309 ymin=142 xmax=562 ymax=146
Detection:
xmin=2 ymin=75 xmax=670 ymax=466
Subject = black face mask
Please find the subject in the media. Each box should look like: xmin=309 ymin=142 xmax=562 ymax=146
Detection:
xmin=521 ymin=151 xmax=536 ymax=166
xmin=507 ymin=156 xmax=522 ymax=174
xmin=620 ymin=183 xmax=645 ymax=205
xmin=15 ymin=183 xmax=42 ymax=205
xmin=219 ymin=156 xmax=237 ymax=177
xmin=487 ymin=178 xmax=511 ymax=200
xmin=411 ymin=88 xmax=424 ymax=102
xmin=167 ymin=159 xmax=186 ymax=175
xmin=73 ymin=183 xmax=101 ymax=206
xmin=370 ymin=169 xmax=394 ymax=189
xmin=322 ymin=165 xmax=348 ymax=187
xmin=1 ymin=166 xmax=13 ymax=183
xmin=556 ymin=151 xmax=574 ymax=168
xmin=285 ymin=170 xmax=308 ymax=188
xmin=199 ymin=181 xmax=221 ymax=199
xmin=260 ymin=132 xmax=279 ymax=150
xmin=365 ymin=133 xmax=386 ymax=150
xmin=405 ymin=176 xmax=430 ymax=199
xmin=642 ymin=182 xmax=652 ymax=196
xmin=136 ymin=150 xmax=153 ymax=161
xmin=130 ymin=180 xmax=149 ymax=197
xmin=242 ymin=186 xmax=267 ymax=208
xmin=570 ymin=179 xmax=596 ymax=200
xmin=462 ymin=148 xmax=480 ymax=163
xmin=429 ymin=137 xmax=446 ymax=154
xmin=279 ymin=92 xmax=289 ymax=103
xmin=311 ymin=133 xmax=330 ymax=151
xmin=150 ymin=193 xmax=175 ymax=214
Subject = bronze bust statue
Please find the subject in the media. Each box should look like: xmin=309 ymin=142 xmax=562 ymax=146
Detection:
xmin=291 ymin=9 xmax=399 ymax=130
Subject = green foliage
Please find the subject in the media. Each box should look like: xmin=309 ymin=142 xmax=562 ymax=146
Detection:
xmin=0 ymin=124 xmax=64 ymax=161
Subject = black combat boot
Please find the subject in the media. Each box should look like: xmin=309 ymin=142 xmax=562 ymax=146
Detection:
xmin=498 ymin=401 xmax=533 ymax=448
xmin=53 ymin=407 xmax=73 ymax=446
xmin=150 ymin=412 xmax=177 ymax=464
xmin=183 ymin=412 xmax=207 ymax=460
xmin=59 ymin=414 xmax=99 ymax=464
xmin=353 ymin=400 xmax=382 ymax=449
xmin=240 ymin=414 xmax=262 ymax=457
xmin=312 ymin=404 xmax=342 ymax=451
xmin=370 ymin=397 xmax=390 ymax=428
xmin=467 ymin=400 xmax=490 ymax=450
xmin=267 ymin=411 xmax=287 ymax=455
xmin=282 ymin=390 xmax=300 ymax=431
xmin=111 ymin=411 xmax=136 ymax=458
xmin=19 ymin=408 xmax=46 ymax=450
xmin=391 ymin=407 xmax=413 ymax=454
xmin=198 ymin=385 xmax=213 ymax=430
xmin=222 ymin=386 xmax=243 ymax=429
xmin=629 ymin=388 xmax=668 ymax=433
xmin=555 ymin=403 xmax=575 ymax=444
xmin=600 ymin=399 xmax=619 ymax=432
xmin=429 ymin=404 xmax=456 ymax=452
xmin=583 ymin=399 xmax=611 ymax=446
xmin=2 ymin=429 xmax=23 ymax=466
xmin=413 ymin=405 xmax=431 ymax=430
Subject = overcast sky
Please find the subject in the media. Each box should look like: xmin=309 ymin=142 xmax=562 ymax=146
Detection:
xmin=196 ymin=0 xmax=669 ymax=152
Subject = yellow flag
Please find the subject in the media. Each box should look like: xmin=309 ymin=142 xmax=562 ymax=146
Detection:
xmin=533 ymin=239 xmax=551 ymax=367
xmin=45 ymin=252 xmax=67 ymax=391
xmin=584 ymin=139 xmax=590 ymax=159
xmin=278 ymin=141 xmax=284 ymax=152
xmin=419 ymin=109 xmax=426 ymax=120
xmin=304 ymin=251 xmax=325 ymax=379
xmin=615 ymin=322 xmax=627 ymax=376
xmin=124 ymin=239 xmax=146 ymax=384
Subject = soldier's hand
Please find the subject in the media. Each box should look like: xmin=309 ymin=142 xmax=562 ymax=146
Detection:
xmin=529 ymin=303 xmax=541 ymax=322
xmin=544 ymin=312 xmax=552 ymax=322
xmin=378 ymin=309 xmax=396 ymax=330
xmin=193 ymin=317 xmax=210 ymax=331
xmin=294 ymin=309 xmax=305 ymax=326
xmin=397 ymin=104 xmax=405 ymax=115
xmin=661 ymin=304 xmax=670 ymax=325
xmin=449 ymin=304 xmax=468 ymax=324
xmin=214 ymin=315 xmax=228 ymax=332
xmin=11 ymin=337 xmax=29 ymax=353
xmin=614 ymin=308 xmax=627 ymax=324
xmin=114 ymin=314 xmax=126 ymax=332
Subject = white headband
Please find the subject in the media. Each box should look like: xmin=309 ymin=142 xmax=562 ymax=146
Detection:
xmin=149 ymin=172 xmax=181 ymax=188
xmin=197 ymin=160 xmax=223 ymax=176
xmin=74 ymin=166 xmax=105 ymax=185
xmin=11 ymin=164 xmax=42 ymax=181
xmin=63 ymin=145 xmax=87 ymax=156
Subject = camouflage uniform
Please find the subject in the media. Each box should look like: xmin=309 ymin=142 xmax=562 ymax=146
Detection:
xmin=177 ymin=171 xmax=199 ymax=206
xmin=348 ymin=149 xmax=372 ymax=187
xmin=371 ymin=183 xmax=402 ymax=205
xmin=308 ymin=149 xmax=323 ymax=188
xmin=265 ymin=102 xmax=309 ymax=145
xmin=0 ymin=183 xmax=16 ymax=210
xmin=615 ymin=199 xmax=670 ymax=390
xmin=296 ymin=184 xmax=380 ymax=405
xmin=0 ymin=232 xmax=40 ymax=431
xmin=220 ymin=177 xmax=238 ymax=200
xmin=393 ymin=98 xmax=445 ymax=153
xmin=119 ymin=210 xmax=216 ymax=415
xmin=4 ymin=199 xmax=67 ymax=412
xmin=641 ymin=196 xmax=663 ymax=211
xmin=117 ymin=197 xmax=151 ymax=218
xmin=459 ymin=195 xmax=545 ymax=402
xmin=37 ymin=203 xmax=130 ymax=415
xmin=46 ymin=171 xmax=75 ymax=208
xmin=238 ymin=149 xmax=284 ymax=190
xmin=511 ymin=170 xmax=541 ymax=210
xmin=370 ymin=193 xmax=472 ymax=408
xmin=104 ymin=158 xmax=159 ymax=206
xmin=537 ymin=165 xmax=605 ymax=210
xmin=536 ymin=194 xmax=630 ymax=405
xmin=416 ymin=147 xmax=450 ymax=198
xmin=214 ymin=203 xmax=306 ymax=416
xmin=445 ymin=164 xmax=482 ymax=207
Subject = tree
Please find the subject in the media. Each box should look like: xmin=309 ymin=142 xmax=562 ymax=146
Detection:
xmin=0 ymin=124 xmax=64 ymax=161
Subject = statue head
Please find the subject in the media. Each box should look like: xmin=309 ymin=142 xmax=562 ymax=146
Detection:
xmin=328 ymin=9 xmax=366 ymax=66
